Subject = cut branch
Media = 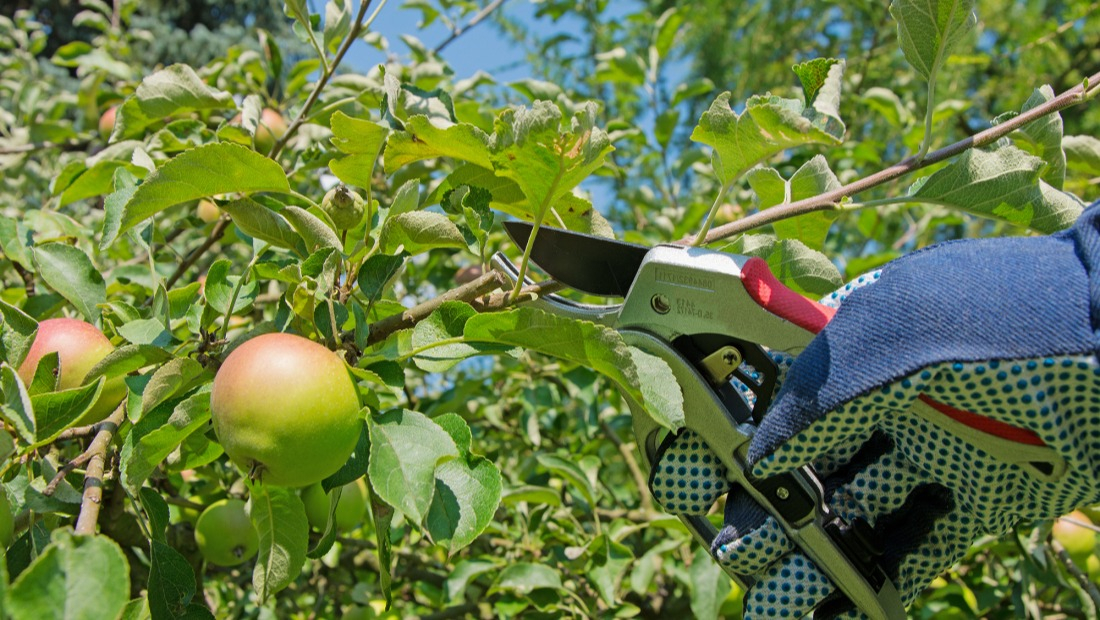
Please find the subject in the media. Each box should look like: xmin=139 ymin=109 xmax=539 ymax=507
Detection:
xmin=74 ymin=405 xmax=126 ymax=535
xmin=690 ymin=68 xmax=1100 ymax=245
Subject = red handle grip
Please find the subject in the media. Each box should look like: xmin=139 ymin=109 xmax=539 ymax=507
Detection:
xmin=740 ymin=257 xmax=836 ymax=334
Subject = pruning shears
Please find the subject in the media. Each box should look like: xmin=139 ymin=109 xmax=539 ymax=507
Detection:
xmin=493 ymin=222 xmax=905 ymax=620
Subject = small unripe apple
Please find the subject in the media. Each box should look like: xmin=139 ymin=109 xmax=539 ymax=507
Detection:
xmin=196 ymin=199 xmax=220 ymax=223
xmin=0 ymin=491 xmax=13 ymax=548
xmin=17 ymin=318 xmax=127 ymax=426
xmin=1052 ymin=510 xmax=1098 ymax=568
xmin=99 ymin=105 xmax=118 ymax=139
xmin=194 ymin=498 xmax=258 ymax=567
xmin=210 ymin=333 xmax=362 ymax=488
xmin=320 ymin=185 xmax=366 ymax=230
xmin=302 ymin=478 xmax=368 ymax=531
xmin=232 ymin=108 xmax=287 ymax=154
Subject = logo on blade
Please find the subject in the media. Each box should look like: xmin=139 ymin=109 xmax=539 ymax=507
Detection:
xmin=653 ymin=268 xmax=715 ymax=292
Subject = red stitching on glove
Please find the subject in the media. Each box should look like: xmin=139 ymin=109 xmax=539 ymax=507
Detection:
xmin=917 ymin=394 xmax=1047 ymax=447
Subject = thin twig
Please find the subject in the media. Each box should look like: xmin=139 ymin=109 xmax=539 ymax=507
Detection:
xmin=0 ymin=141 xmax=87 ymax=155
xmin=691 ymin=68 xmax=1100 ymax=245
xmin=433 ymin=0 xmax=507 ymax=55
xmin=269 ymin=0 xmax=376 ymax=159
xmin=42 ymin=451 xmax=94 ymax=496
xmin=74 ymin=405 xmax=126 ymax=535
xmin=365 ymin=269 xmax=506 ymax=346
xmin=1050 ymin=537 xmax=1100 ymax=609
xmin=165 ymin=216 xmax=231 ymax=289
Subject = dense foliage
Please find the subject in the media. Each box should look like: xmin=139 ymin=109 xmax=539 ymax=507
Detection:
xmin=0 ymin=0 xmax=1098 ymax=618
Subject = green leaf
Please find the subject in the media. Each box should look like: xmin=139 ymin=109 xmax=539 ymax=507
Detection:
xmin=322 ymin=424 xmax=370 ymax=492
xmin=85 ymin=345 xmax=173 ymax=385
xmin=140 ymin=357 xmax=206 ymax=414
xmin=488 ymin=101 xmax=613 ymax=221
xmin=587 ymin=534 xmax=634 ymax=606
xmin=490 ymin=563 xmax=563 ymax=597
xmin=112 ymin=64 xmax=234 ymax=140
xmin=446 ymin=559 xmax=498 ymax=603
xmin=323 ymin=0 xmax=351 ymax=53
xmin=861 ymin=86 xmax=913 ymax=128
xmin=502 ymin=485 xmax=561 ymax=507
xmin=249 ymin=482 xmax=309 ymax=602
xmin=425 ymin=415 xmax=501 ymax=555
xmin=908 ymin=144 xmax=1084 ymax=233
xmin=746 ymin=155 xmax=840 ymax=250
xmin=690 ymin=88 xmax=845 ymax=187
xmin=434 ymin=165 xmax=614 ymax=236
xmin=30 ymin=379 xmax=104 ymax=444
xmin=6 ymin=530 xmax=130 ymax=620
xmin=687 ymin=547 xmax=731 ymax=620
xmin=390 ymin=179 xmax=422 ymax=216
xmin=139 ymin=488 xmax=170 ymax=543
xmin=0 ymin=300 xmax=38 ymax=369
xmin=204 ymin=259 xmax=259 ymax=316
xmin=367 ymin=408 xmax=459 ymax=525
xmin=463 ymin=308 xmax=684 ymax=431
xmin=890 ymin=0 xmax=977 ymax=82
xmin=282 ymin=206 xmax=342 ymax=252
xmin=720 ymin=233 xmax=843 ymax=296
xmin=356 ymin=254 xmax=405 ymax=305
xmin=148 ymin=540 xmax=213 ymax=620
xmin=223 ymin=198 xmax=305 ymax=254
xmin=1 ymin=364 xmax=36 ymax=444
xmin=536 ymin=453 xmax=597 ymax=508
xmin=101 ymin=143 xmax=290 ymax=247
xmin=117 ymin=319 xmax=174 ymax=347
xmin=384 ymin=115 xmax=492 ymax=174
xmin=1011 ymin=86 xmax=1065 ymax=190
xmin=653 ymin=7 xmax=685 ymax=59
xmin=379 ymin=211 xmax=466 ymax=255
xmin=120 ymin=391 xmax=210 ymax=496
xmin=32 ymin=244 xmax=106 ymax=324
xmin=1064 ymin=135 xmax=1100 ymax=176
xmin=329 ymin=111 xmax=389 ymax=188
xmin=793 ymin=58 xmax=841 ymax=106
xmin=0 ymin=215 xmax=34 ymax=270
xmin=367 ymin=479 xmax=394 ymax=605
xmin=426 ymin=454 xmax=502 ymax=555
xmin=409 ymin=301 xmax=519 ymax=372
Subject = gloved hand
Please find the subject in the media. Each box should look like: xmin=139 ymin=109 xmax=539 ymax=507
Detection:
xmin=653 ymin=200 xmax=1100 ymax=619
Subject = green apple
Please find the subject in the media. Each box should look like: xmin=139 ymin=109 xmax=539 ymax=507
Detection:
xmin=98 ymin=105 xmax=117 ymax=139
xmin=17 ymin=318 xmax=128 ymax=426
xmin=302 ymin=478 xmax=368 ymax=532
xmin=210 ymin=333 xmax=363 ymax=487
xmin=320 ymin=185 xmax=366 ymax=230
xmin=1052 ymin=510 xmax=1098 ymax=568
xmin=195 ymin=498 xmax=259 ymax=567
xmin=196 ymin=198 xmax=220 ymax=223
xmin=0 ymin=491 xmax=13 ymax=548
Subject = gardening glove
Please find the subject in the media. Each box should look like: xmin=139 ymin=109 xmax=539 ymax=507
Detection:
xmin=651 ymin=199 xmax=1100 ymax=618
xmin=713 ymin=199 xmax=1100 ymax=619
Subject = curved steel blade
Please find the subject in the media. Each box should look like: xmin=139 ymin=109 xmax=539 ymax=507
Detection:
xmin=503 ymin=221 xmax=650 ymax=297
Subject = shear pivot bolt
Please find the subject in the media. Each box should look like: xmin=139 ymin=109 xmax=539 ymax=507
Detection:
xmin=651 ymin=294 xmax=671 ymax=314
xmin=775 ymin=487 xmax=790 ymax=500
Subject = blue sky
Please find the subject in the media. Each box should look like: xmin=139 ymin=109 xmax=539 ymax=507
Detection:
xmin=343 ymin=0 xmax=537 ymax=83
